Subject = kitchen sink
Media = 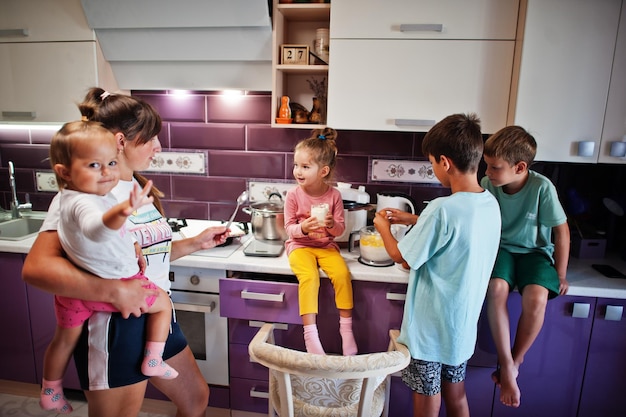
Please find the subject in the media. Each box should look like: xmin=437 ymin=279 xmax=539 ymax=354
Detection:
xmin=0 ymin=217 xmax=45 ymax=240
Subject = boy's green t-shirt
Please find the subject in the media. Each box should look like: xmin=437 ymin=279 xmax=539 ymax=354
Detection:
xmin=481 ymin=170 xmax=567 ymax=261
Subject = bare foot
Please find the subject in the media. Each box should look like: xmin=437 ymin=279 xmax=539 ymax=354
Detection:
xmin=499 ymin=364 xmax=521 ymax=408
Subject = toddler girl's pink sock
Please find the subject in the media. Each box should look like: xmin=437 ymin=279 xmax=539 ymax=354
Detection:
xmin=141 ymin=341 xmax=179 ymax=379
xmin=340 ymin=316 xmax=358 ymax=356
xmin=40 ymin=378 xmax=72 ymax=414
xmin=303 ymin=324 xmax=325 ymax=354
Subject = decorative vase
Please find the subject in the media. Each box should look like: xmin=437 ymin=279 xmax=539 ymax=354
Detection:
xmin=308 ymin=97 xmax=327 ymax=124
xmin=278 ymin=96 xmax=291 ymax=119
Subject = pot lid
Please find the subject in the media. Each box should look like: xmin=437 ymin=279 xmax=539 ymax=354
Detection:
xmin=343 ymin=200 xmax=373 ymax=211
xmin=249 ymin=201 xmax=284 ymax=213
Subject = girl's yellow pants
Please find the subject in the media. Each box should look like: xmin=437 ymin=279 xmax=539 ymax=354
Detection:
xmin=288 ymin=247 xmax=353 ymax=316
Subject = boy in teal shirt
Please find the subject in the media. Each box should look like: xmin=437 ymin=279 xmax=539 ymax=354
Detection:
xmin=481 ymin=125 xmax=570 ymax=409
xmin=375 ymin=113 xmax=501 ymax=417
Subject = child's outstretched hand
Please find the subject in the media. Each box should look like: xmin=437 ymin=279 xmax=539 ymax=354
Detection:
xmin=373 ymin=209 xmax=391 ymax=231
xmin=381 ymin=207 xmax=419 ymax=226
xmin=124 ymin=180 xmax=154 ymax=216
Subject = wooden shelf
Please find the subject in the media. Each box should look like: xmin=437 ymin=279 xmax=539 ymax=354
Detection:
xmin=271 ymin=122 xmax=326 ymax=129
xmin=276 ymin=64 xmax=329 ymax=74
xmin=276 ymin=3 xmax=330 ymax=21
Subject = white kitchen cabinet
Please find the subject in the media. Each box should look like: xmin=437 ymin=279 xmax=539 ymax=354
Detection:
xmin=598 ymin=3 xmax=626 ymax=164
xmin=0 ymin=0 xmax=117 ymax=123
xmin=0 ymin=42 xmax=99 ymax=122
xmin=327 ymin=39 xmax=514 ymax=134
xmin=80 ymin=0 xmax=269 ymax=29
xmin=511 ymin=0 xmax=623 ymax=163
xmin=330 ymin=0 xmax=519 ymax=40
xmin=327 ymin=0 xmax=518 ymax=133
xmin=0 ymin=0 xmax=94 ymax=42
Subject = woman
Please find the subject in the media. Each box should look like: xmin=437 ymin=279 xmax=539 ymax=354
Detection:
xmin=22 ymin=87 xmax=228 ymax=417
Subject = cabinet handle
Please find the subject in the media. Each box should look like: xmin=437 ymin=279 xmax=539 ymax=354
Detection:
xmin=249 ymin=320 xmax=288 ymax=331
xmin=241 ymin=289 xmax=284 ymax=303
xmin=250 ymin=387 xmax=269 ymax=399
xmin=2 ymin=111 xmax=36 ymax=119
xmin=394 ymin=119 xmax=436 ymax=127
xmin=0 ymin=29 xmax=29 ymax=37
xmin=386 ymin=292 xmax=406 ymax=301
xmin=605 ymin=305 xmax=623 ymax=321
xmin=173 ymin=301 xmax=215 ymax=314
xmin=572 ymin=302 xmax=590 ymax=318
xmin=399 ymin=24 xmax=443 ymax=33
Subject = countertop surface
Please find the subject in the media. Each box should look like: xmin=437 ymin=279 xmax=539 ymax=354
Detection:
xmin=3 ymin=220 xmax=626 ymax=299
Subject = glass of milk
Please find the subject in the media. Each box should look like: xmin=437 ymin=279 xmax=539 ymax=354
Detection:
xmin=311 ymin=203 xmax=329 ymax=228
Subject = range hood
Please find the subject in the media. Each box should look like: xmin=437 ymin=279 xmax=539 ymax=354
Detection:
xmin=80 ymin=0 xmax=272 ymax=91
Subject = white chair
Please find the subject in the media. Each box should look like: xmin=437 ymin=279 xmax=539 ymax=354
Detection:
xmin=248 ymin=323 xmax=411 ymax=417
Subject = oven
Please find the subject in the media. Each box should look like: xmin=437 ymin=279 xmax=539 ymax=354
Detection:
xmin=168 ymin=266 xmax=229 ymax=386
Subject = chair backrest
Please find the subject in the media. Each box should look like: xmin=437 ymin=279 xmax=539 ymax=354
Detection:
xmin=248 ymin=323 xmax=411 ymax=417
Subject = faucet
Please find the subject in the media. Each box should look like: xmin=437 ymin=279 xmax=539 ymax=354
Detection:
xmin=8 ymin=161 xmax=32 ymax=218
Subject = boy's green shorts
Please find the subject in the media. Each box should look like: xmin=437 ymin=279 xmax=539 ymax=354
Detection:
xmin=491 ymin=249 xmax=560 ymax=299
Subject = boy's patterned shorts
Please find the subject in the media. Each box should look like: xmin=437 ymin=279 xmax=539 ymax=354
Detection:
xmin=402 ymin=358 xmax=467 ymax=396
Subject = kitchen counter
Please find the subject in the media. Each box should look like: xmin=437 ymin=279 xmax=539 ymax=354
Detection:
xmin=173 ymin=234 xmax=412 ymax=284
xmin=3 ymin=224 xmax=626 ymax=299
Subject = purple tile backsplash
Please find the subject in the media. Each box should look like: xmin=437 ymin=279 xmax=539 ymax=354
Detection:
xmin=3 ymin=89 xmax=622 ymax=255
xmin=170 ymin=123 xmax=246 ymax=150
xmin=0 ymin=90 xmax=469 ymax=220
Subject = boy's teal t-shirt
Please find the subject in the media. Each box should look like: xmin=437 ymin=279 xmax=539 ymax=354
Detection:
xmin=481 ymin=170 xmax=567 ymax=261
xmin=397 ymin=190 xmax=501 ymax=365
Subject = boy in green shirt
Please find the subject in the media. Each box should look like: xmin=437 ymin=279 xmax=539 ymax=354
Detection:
xmin=481 ymin=126 xmax=570 ymax=408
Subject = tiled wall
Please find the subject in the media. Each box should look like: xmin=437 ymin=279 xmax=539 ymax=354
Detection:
xmin=0 ymin=90 xmax=624 ymax=256
xmin=0 ymin=90 xmax=448 ymax=223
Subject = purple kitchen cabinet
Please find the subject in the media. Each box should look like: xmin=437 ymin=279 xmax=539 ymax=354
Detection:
xmin=349 ymin=280 xmax=407 ymax=354
xmin=221 ymin=277 xmax=305 ymax=414
xmin=578 ymin=297 xmax=626 ymax=417
xmin=0 ymin=253 xmax=36 ymax=383
xmin=26 ymin=284 xmax=81 ymax=390
xmin=492 ymin=293 xmax=595 ymax=417
xmin=219 ymin=278 xmax=301 ymax=324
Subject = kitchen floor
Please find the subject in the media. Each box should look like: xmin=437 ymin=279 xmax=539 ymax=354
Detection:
xmin=0 ymin=380 xmax=262 ymax=417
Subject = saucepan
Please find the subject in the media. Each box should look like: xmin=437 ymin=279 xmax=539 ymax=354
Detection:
xmin=242 ymin=192 xmax=288 ymax=241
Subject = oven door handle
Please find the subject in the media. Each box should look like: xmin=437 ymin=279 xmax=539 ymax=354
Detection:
xmin=173 ymin=301 xmax=216 ymax=314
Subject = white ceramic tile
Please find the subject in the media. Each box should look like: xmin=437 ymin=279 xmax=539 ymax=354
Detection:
xmin=371 ymin=159 xmax=439 ymax=184
xmin=35 ymin=171 xmax=59 ymax=192
xmin=146 ymin=151 xmax=206 ymax=174
xmin=248 ymin=181 xmax=295 ymax=202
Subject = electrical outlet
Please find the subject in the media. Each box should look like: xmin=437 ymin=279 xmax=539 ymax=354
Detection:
xmin=145 ymin=151 xmax=206 ymax=174
xmin=371 ymin=159 xmax=439 ymax=184
xmin=36 ymin=172 xmax=59 ymax=192
xmin=248 ymin=181 xmax=295 ymax=202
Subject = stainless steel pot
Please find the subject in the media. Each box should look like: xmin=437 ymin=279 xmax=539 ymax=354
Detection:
xmin=242 ymin=193 xmax=288 ymax=241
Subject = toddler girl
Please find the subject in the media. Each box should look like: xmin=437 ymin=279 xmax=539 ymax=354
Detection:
xmin=284 ymin=127 xmax=357 ymax=355
xmin=40 ymin=121 xmax=177 ymax=413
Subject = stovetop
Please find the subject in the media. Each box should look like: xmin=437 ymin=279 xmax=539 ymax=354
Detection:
xmin=172 ymin=219 xmax=249 ymax=258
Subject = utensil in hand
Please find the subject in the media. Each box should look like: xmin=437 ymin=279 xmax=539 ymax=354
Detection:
xmin=225 ymin=191 xmax=248 ymax=230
